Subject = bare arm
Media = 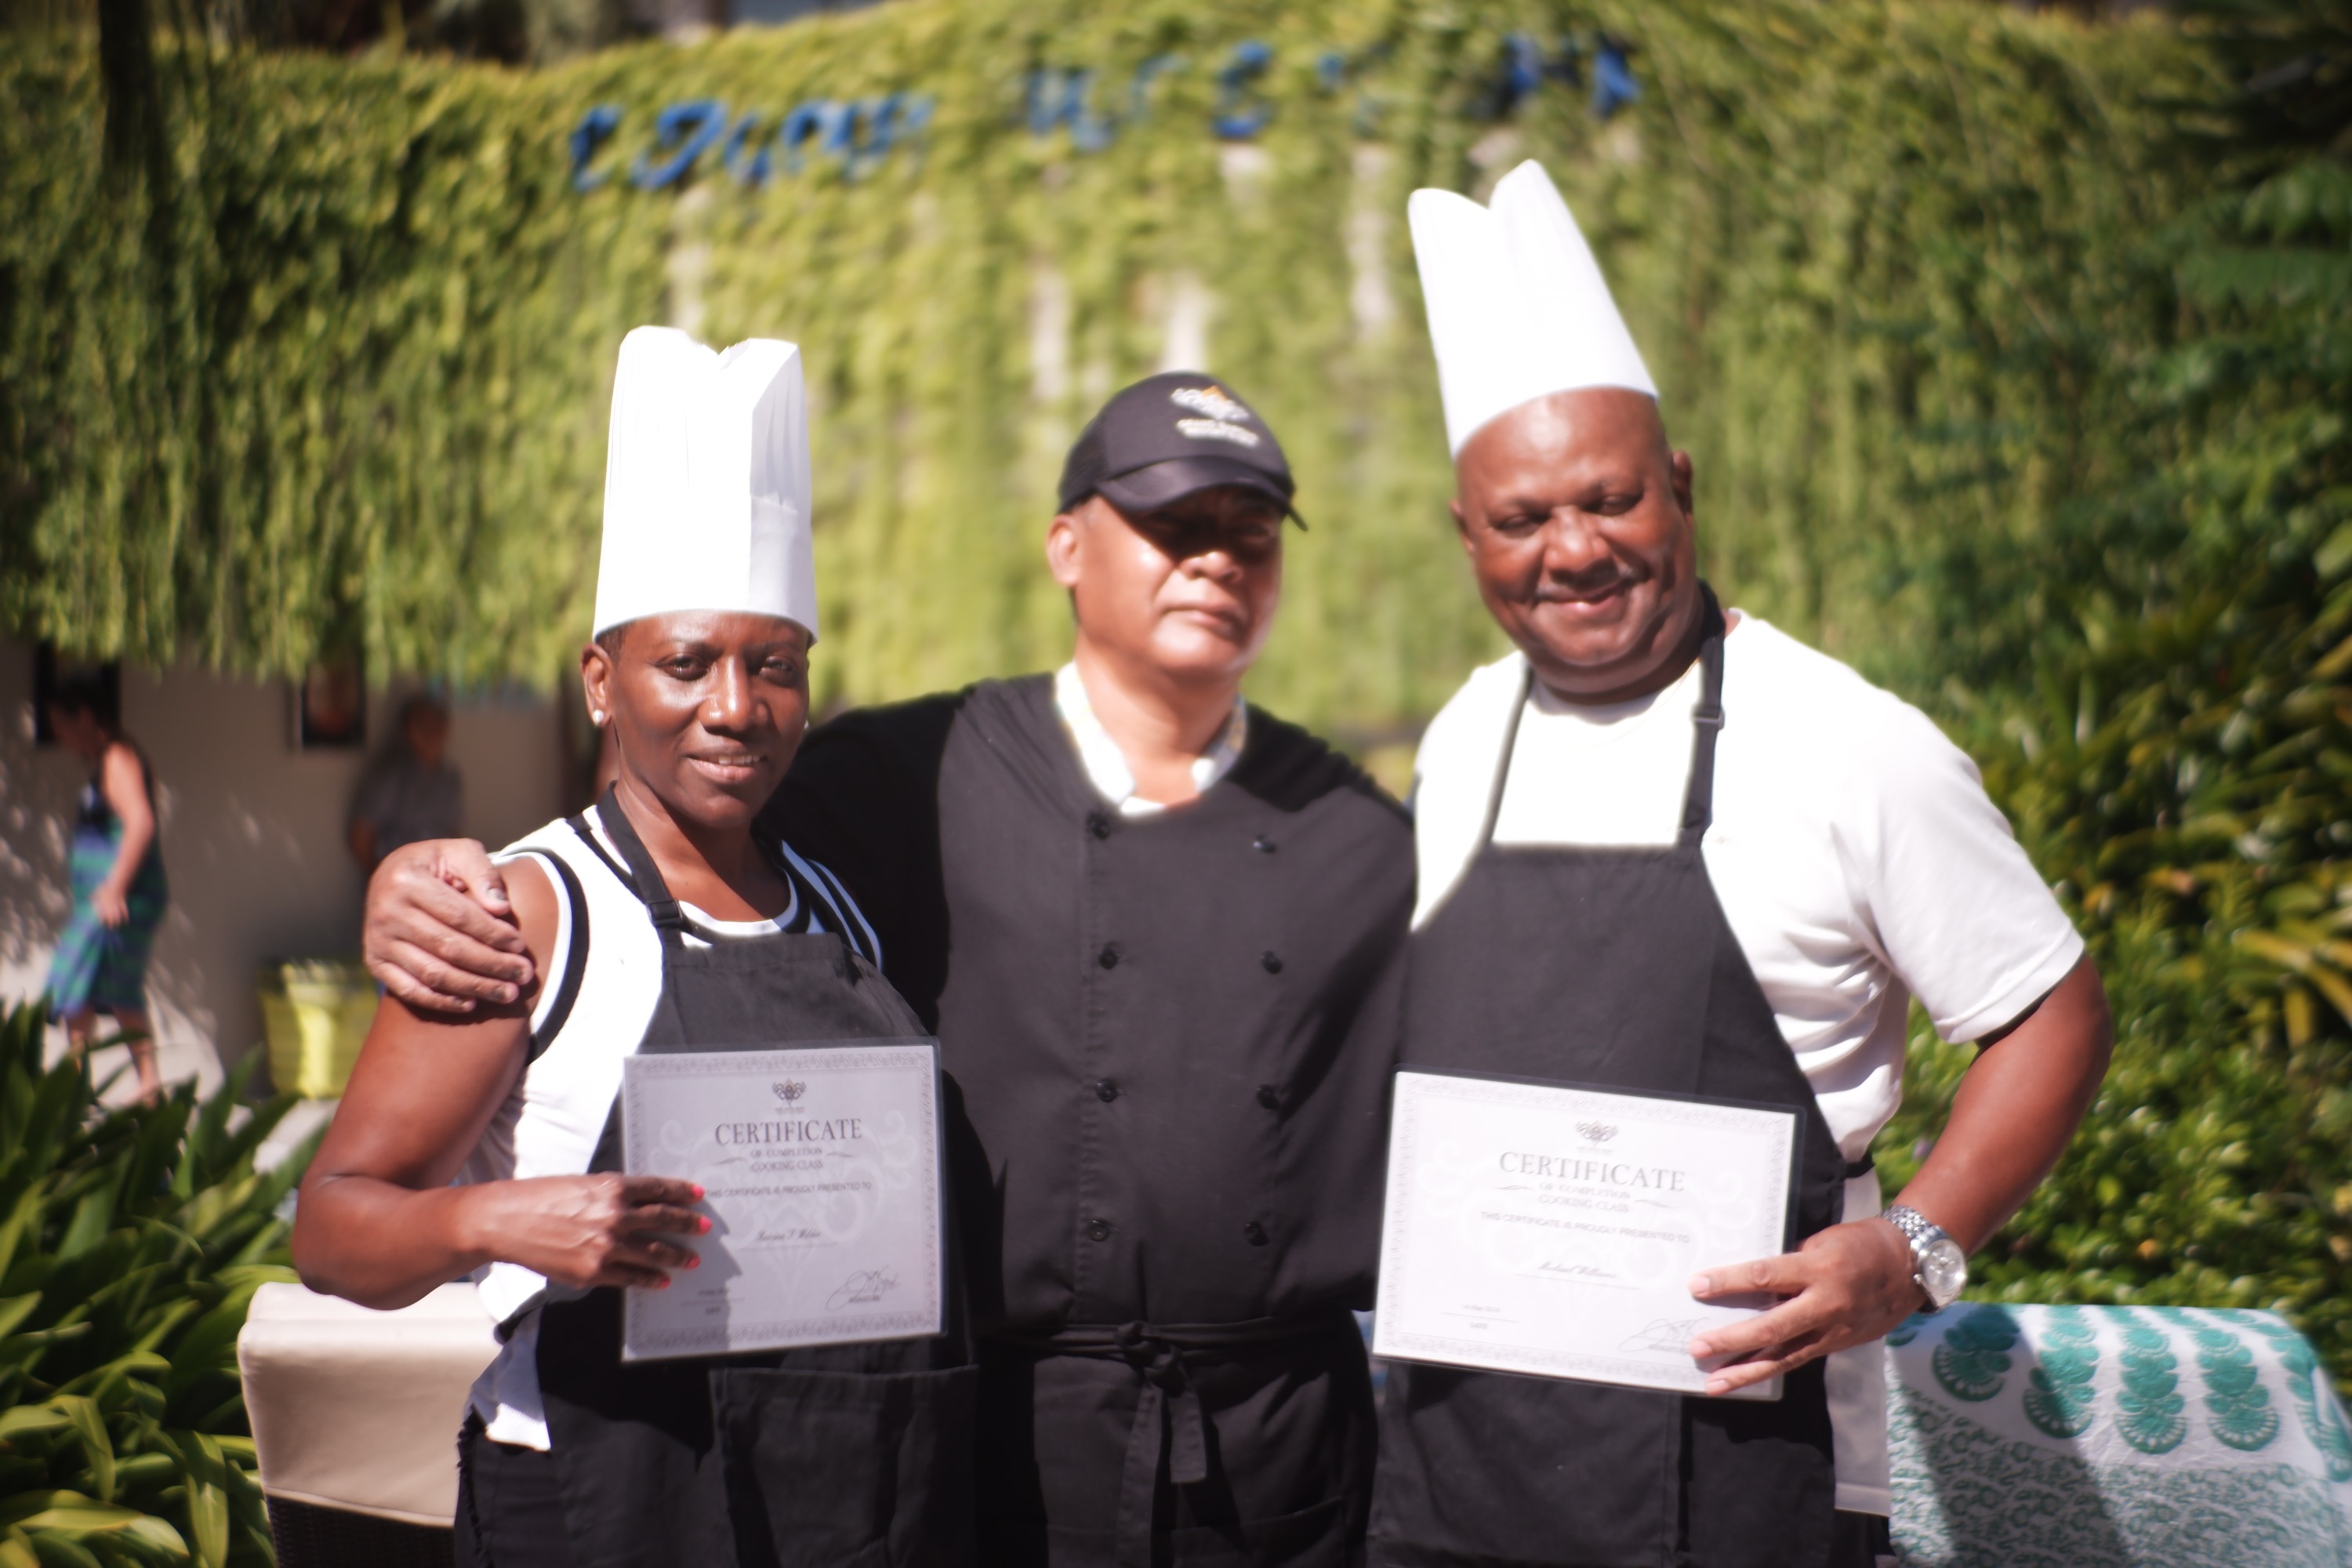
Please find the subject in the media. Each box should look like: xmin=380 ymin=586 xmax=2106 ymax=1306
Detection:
xmin=92 ymin=743 xmax=154 ymax=928
xmin=1686 ymin=953 xmax=2111 ymax=1394
xmin=361 ymin=838 xmax=534 ymax=1013
xmin=293 ymin=857 xmax=703 ymax=1308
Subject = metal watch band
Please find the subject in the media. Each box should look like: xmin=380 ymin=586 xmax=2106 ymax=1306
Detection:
xmin=1882 ymin=1204 xmax=1942 ymax=1253
xmin=1882 ymin=1203 xmax=1958 ymax=1308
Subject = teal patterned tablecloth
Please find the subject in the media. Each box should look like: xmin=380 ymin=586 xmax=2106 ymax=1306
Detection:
xmin=1889 ymin=1305 xmax=2352 ymax=1567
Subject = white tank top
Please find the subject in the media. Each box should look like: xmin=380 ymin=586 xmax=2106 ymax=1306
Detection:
xmin=461 ymin=810 xmax=880 ymax=1450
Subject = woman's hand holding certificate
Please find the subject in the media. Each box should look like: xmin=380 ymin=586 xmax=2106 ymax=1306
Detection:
xmin=464 ymin=1173 xmax=709 ymax=1291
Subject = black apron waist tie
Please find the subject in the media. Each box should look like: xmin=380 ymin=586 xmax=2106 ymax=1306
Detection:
xmin=985 ymin=1305 xmax=1356 ymax=1567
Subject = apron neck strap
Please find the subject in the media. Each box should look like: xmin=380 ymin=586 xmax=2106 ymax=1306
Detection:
xmin=1475 ymin=583 xmax=1729 ymax=852
xmin=593 ymin=786 xmax=692 ymax=939
xmin=1676 ymin=586 xmax=1729 ymax=850
xmin=591 ymin=785 xmax=852 ymax=967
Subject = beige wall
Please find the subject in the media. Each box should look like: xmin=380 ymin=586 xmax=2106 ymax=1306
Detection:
xmin=0 ymin=640 xmax=574 ymax=1097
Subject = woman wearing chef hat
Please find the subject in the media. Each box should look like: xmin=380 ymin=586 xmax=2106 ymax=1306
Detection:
xmin=292 ymin=328 xmax=975 ymax=1568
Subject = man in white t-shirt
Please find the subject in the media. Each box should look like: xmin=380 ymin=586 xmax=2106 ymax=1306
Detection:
xmin=1373 ymin=162 xmax=2113 ymax=1568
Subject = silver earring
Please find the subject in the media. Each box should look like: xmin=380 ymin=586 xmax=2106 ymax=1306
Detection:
xmin=590 ymin=710 xmax=607 ymax=725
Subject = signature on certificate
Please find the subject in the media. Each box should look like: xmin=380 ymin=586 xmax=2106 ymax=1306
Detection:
xmin=827 ymin=1269 xmax=901 ymax=1309
xmin=1619 ymin=1317 xmax=1700 ymax=1354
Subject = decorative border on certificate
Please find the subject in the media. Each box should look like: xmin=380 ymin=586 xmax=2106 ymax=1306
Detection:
xmin=1372 ymin=1069 xmax=1797 ymax=1399
xmin=622 ymin=1039 xmax=946 ymax=1361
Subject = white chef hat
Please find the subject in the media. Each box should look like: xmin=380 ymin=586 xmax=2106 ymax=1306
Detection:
xmin=1408 ymin=159 xmax=1657 ymax=456
xmin=590 ymin=326 xmax=819 ymax=641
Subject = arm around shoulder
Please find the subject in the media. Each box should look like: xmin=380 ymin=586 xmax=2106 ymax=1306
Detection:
xmin=361 ymin=837 xmax=534 ymax=1011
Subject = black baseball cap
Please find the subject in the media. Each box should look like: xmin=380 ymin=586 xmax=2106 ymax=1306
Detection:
xmin=1058 ymin=371 xmax=1303 ymax=526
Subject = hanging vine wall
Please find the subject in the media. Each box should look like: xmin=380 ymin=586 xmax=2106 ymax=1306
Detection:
xmin=0 ymin=0 xmax=2203 ymax=732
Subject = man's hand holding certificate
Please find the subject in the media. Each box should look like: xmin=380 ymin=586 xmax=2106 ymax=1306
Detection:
xmin=621 ymin=1041 xmax=946 ymax=1362
xmin=1374 ymin=1069 xmax=1798 ymax=1399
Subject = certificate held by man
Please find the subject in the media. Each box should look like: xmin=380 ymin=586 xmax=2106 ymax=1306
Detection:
xmin=621 ymin=1040 xmax=946 ymax=1361
xmin=1374 ymin=1069 xmax=1797 ymax=1398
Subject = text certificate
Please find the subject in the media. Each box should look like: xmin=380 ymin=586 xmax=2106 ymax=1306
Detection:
xmin=1374 ymin=1069 xmax=1795 ymax=1399
xmin=621 ymin=1042 xmax=945 ymax=1362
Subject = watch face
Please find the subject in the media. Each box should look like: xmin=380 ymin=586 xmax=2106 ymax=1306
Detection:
xmin=1920 ymin=1238 xmax=1968 ymax=1308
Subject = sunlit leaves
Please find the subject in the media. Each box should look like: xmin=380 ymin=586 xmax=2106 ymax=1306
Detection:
xmin=1882 ymin=7 xmax=2352 ymax=1385
xmin=0 ymin=1005 xmax=312 ymax=1568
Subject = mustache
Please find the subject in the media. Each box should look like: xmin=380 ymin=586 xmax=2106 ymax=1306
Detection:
xmin=1530 ymin=563 xmax=1646 ymax=601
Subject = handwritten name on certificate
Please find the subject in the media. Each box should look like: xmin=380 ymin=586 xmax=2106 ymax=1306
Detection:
xmin=620 ymin=1042 xmax=946 ymax=1362
xmin=1374 ymin=1069 xmax=1795 ymax=1399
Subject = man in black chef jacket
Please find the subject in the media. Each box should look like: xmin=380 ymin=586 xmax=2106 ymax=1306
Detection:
xmin=361 ymin=373 xmax=1412 ymax=1568
xmin=1379 ymin=162 xmax=2113 ymax=1568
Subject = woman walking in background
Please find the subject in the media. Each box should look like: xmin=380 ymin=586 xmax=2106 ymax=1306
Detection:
xmin=45 ymin=673 xmax=169 ymax=1103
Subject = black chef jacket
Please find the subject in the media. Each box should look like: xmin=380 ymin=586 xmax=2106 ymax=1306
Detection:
xmin=760 ymin=673 xmax=1412 ymax=1565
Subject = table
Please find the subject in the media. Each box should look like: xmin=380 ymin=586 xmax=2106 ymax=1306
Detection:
xmin=1889 ymin=1304 xmax=2352 ymax=1567
xmin=238 ymin=1282 xmax=499 ymax=1566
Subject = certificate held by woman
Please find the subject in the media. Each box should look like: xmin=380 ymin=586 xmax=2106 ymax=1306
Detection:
xmin=622 ymin=1040 xmax=948 ymax=1359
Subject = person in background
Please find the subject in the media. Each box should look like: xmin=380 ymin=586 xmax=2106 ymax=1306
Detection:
xmin=45 ymin=673 xmax=170 ymax=1104
xmin=359 ymin=372 xmax=1414 ymax=1567
xmin=348 ymin=693 xmax=463 ymax=871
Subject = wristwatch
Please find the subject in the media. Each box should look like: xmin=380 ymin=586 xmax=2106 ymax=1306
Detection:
xmin=1882 ymin=1205 xmax=1968 ymax=1312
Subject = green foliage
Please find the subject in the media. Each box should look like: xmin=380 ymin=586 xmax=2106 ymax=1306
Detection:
xmin=0 ymin=1002 xmax=312 ymax=1566
xmin=1878 ymin=0 xmax=2352 ymax=1386
xmin=0 ymin=0 xmax=2206 ymax=735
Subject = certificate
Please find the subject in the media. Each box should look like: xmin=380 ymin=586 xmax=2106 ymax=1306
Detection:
xmin=620 ymin=1041 xmax=946 ymax=1362
xmin=1373 ymin=1069 xmax=1796 ymax=1399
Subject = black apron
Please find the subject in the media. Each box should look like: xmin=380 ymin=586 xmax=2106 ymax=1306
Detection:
xmin=533 ymin=793 xmax=978 ymax=1568
xmin=1369 ymin=598 xmax=1847 ymax=1568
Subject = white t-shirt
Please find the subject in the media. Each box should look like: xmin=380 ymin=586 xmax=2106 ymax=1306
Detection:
xmin=1414 ymin=614 xmax=2083 ymax=1161
xmin=1410 ymin=614 xmax=2083 ymax=1516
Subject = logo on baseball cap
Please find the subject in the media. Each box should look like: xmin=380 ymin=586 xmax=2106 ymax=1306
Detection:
xmin=1058 ymin=372 xmax=1302 ymax=525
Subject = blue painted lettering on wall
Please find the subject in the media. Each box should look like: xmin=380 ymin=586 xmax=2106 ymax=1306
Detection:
xmin=570 ymin=104 xmax=622 ymax=191
xmin=1593 ymin=38 xmax=1641 ymax=120
xmin=1212 ymin=41 xmax=1275 ymax=141
xmin=633 ymin=100 xmax=728 ymax=190
xmin=564 ymin=36 xmax=1639 ymax=194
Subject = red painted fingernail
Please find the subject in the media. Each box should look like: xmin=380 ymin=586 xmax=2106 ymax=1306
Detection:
xmin=698 ymin=1215 xmax=711 ymax=1232
xmin=687 ymin=1255 xmax=701 ymax=1269
xmin=691 ymin=1185 xmax=706 ymax=1201
xmin=657 ymin=1276 xmax=670 ymax=1289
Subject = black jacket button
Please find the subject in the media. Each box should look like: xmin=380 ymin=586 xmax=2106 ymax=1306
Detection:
xmin=1087 ymin=1218 xmax=1112 ymax=1242
xmin=1098 ymin=945 xmax=1120 ymax=970
xmin=1095 ymin=1079 xmax=1119 ymax=1102
xmin=1088 ymin=813 xmax=1112 ymax=840
xmin=1243 ymin=1221 xmax=1269 ymax=1246
xmin=1253 ymin=835 xmax=1276 ymax=854
xmin=1257 ymin=1084 xmax=1279 ymax=1111
xmin=1261 ymin=951 xmax=1283 ymax=974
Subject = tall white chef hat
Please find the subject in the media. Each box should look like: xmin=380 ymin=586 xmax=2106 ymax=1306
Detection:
xmin=1408 ymin=159 xmax=1657 ymax=456
xmin=590 ymin=326 xmax=819 ymax=641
